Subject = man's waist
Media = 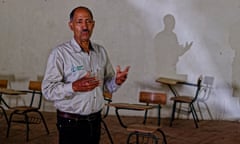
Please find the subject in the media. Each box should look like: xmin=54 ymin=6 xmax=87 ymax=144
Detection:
xmin=57 ymin=110 xmax=101 ymax=121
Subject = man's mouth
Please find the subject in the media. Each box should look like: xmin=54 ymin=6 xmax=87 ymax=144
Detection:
xmin=81 ymin=30 xmax=89 ymax=36
xmin=82 ymin=29 xmax=89 ymax=33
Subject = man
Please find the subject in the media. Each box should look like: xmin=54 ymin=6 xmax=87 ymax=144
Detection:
xmin=42 ymin=6 xmax=130 ymax=144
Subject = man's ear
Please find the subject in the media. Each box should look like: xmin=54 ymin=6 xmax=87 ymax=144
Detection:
xmin=68 ymin=21 xmax=73 ymax=30
xmin=92 ymin=21 xmax=95 ymax=28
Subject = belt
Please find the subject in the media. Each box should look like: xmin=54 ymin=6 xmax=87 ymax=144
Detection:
xmin=57 ymin=110 xmax=101 ymax=121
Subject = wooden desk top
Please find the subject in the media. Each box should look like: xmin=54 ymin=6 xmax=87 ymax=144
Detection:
xmin=156 ymin=77 xmax=185 ymax=85
xmin=0 ymin=88 xmax=27 ymax=95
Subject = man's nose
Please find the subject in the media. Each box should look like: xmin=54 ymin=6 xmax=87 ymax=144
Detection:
xmin=81 ymin=21 xmax=88 ymax=28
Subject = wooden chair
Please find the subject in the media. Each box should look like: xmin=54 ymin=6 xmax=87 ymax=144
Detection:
xmin=0 ymin=79 xmax=9 ymax=125
xmin=169 ymin=76 xmax=202 ymax=128
xmin=108 ymin=91 xmax=168 ymax=144
xmin=6 ymin=81 xmax=49 ymax=141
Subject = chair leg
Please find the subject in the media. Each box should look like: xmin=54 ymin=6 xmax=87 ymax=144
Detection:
xmin=203 ymin=102 xmax=213 ymax=120
xmin=191 ymin=104 xmax=199 ymax=122
xmin=6 ymin=112 xmax=14 ymax=138
xmin=176 ymin=103 xmax=182 ymax=119
xmin=127 ymin=131 xmax=165 ymax=144
xmin=126 ymin=132 xmax=135 ymax=144
xmin=157 ymin=128 xmax=168 ymax=144
xmin=36 ymin=111 xmax=50 ymax=134
xmin=198 ymin=101 xmax=213 ymax=120
xmin=190 ymin=105 xmax=199 ymax=128
xmin=101 ymin=119 xmax=114 ymax=144
xmin=24 ymin=114 xmax=30 ymax=141
xmin=170 ymin=101 xmax=176 ymax=127
xmin=0 ymin=106 xmax=9 ymax=124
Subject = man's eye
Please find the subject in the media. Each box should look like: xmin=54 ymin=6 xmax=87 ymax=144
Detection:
xmin=75 ymin=20 xmax=94 ymax=25
xmin=86 ymin=20 xmax=94 ymax=24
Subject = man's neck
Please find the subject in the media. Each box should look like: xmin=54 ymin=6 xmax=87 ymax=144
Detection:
xmin=77 ymin=40 xmax=90 ymax=53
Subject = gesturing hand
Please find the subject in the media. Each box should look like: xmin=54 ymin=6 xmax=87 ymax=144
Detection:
xmin=115 ymin=65 xmax=130 ymax=85
xmin=184 ymin=41 xmax=193 ymax=49
xmin=72 ymin=72 xmax=100 ymax=92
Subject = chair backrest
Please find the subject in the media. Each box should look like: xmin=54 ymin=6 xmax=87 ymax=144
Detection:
xmin=28 ymin=81 xmax=42 ymax=109
xmin=199 ymin=76 xmax=214 ymax=101
xmin=139 ymin=91 xmax=167 ymax=105
xmin=0 ymin=80 xmax=8 ymax=88
xmin=103 ymin=91 xmax=112 ymax=102
xmin=29 ymin=81 xmax=42 ymax=91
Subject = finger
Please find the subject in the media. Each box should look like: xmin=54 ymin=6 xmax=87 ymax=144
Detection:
xmin=123 ymin=66 xmax=130 ymax=72
xmin=116 ymin=65 xmax=121 ymax=73
xmin=119 ymin=66 xmax=130 ymax=76
xmin=82 ymin=80 xmax=99 ymax=91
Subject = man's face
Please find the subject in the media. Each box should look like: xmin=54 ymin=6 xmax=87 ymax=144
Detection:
xmin=69 ymin=8 xmax=95 ymax=43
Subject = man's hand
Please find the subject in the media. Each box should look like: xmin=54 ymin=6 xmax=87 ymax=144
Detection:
xmin=72 ymin=72 xmax=100 ymax=92
xmin=184 ymin=41 xmax=193 ymax=50
xmin=115 ymin=65 xmax=130 ymax=85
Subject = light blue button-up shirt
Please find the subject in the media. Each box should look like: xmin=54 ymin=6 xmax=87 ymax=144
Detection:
xmin=42 ymin=38 xmax=119 ymax=115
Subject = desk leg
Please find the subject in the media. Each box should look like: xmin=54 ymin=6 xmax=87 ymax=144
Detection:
xmin=115 ymin=108 xmax=127 ymax=128
xmin=170 ymin=101 xmax=176 ymax=127
xmin=0 ymin=106 xmax=9 ymax=124
xmin=157 ymin=105 xmax=161 ymax=126
xmin=168 ymin=85 xmax=179 ymax=97
xmin=0 ymin=94 xmax=10 ymax=108
xmin=143 ymin=109 xmax=148 ymax=125
xmin=101 ymin=120 xmax=114 ymax=144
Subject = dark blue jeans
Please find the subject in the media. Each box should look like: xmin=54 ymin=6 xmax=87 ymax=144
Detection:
xmin=56 ymin=112 xmax=101 ymax=144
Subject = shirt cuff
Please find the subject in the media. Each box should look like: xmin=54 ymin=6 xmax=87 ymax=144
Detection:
xmin=64 ymin=83 xmax=74 ymax=95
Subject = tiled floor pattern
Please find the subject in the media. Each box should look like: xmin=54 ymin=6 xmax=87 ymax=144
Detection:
xmin=0 ymin=112 xmax=240 ymax=144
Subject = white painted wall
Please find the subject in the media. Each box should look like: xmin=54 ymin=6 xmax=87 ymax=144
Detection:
xmin=0 ymin=0 xmax=240 ymax=121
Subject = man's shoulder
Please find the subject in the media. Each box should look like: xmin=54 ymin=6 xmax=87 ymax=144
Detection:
xmin=56 ymin=40 xmax=72 ymax=49
xmin=91 ymin=42 xmax=104 ymax=49
xmin=53 ymin=40 xmax=72 ymax=50
xmin=91 ymin=42 xmax=107 ymax=53
xmin=48 ymin=40 xmax=72 ymax=55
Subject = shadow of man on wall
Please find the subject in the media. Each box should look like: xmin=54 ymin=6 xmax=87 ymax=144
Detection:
xmin=154 ymin=14 xmax=193 ymax=80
